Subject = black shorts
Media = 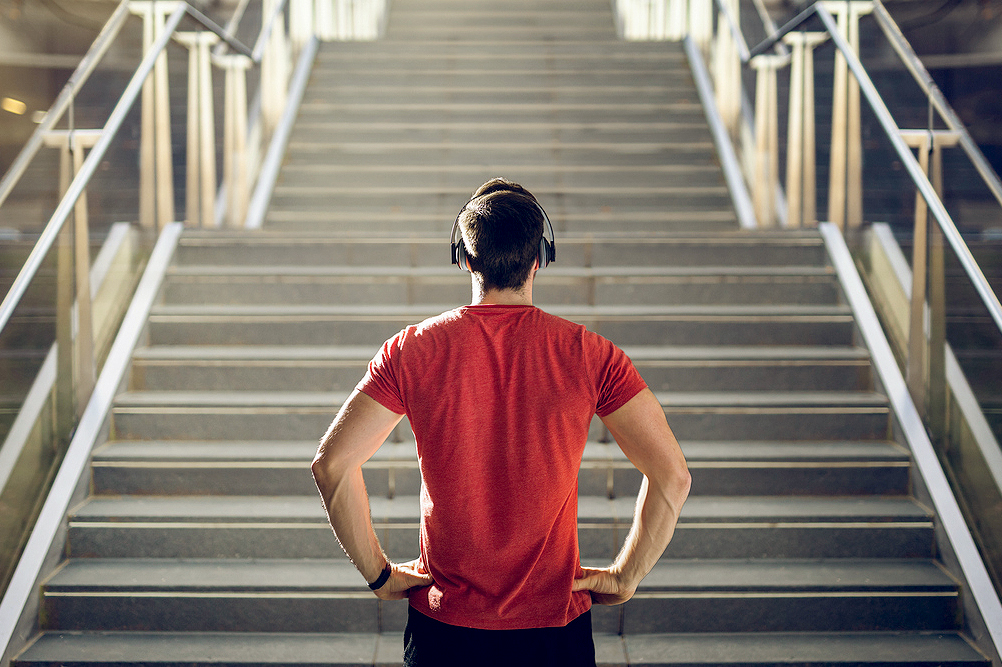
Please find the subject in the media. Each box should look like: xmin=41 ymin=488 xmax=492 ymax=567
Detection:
xmin=403 ymin=605 xmax=597 ymax=667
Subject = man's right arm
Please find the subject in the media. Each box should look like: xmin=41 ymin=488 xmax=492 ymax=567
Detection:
xmin=572 ymin=388 xmax=691 ymax=605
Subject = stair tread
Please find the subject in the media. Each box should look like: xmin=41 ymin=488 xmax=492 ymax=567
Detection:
xmin=176 ymin=228 xmax=825 ymax=242
xmin=14 ymin=630 xmax=987 ymax=665
xmin=44 ymin=558 xmax=954 ymax=592
xmin=166 ymin=265 xmax=835 ymax=278
xmin=70 ymin=494 xmax=931 ymax=523
xmin=148 ymin=303 xmax=852 ymax=317
xmin=131 ymin=344 xmax=868 ymax=362
xmin=113 ymin=390 xmax=887 ymax=408
xmin=91 ymin=439 xmax=908 ymax=463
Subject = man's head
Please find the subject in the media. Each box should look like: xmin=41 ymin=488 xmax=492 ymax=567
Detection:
xmin=454 ymin=178 xmax=553 ymax=291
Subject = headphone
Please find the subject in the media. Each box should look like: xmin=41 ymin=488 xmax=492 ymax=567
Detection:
xmin=450 ymin=195 xmax=556 ymax=272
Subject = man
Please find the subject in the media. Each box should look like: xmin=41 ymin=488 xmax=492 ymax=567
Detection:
xmin=312 ymin=178 xmax=691 ymax=666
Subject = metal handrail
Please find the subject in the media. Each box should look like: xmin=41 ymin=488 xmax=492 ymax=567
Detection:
xmin=870 ymin=0 xmax=1002 ymax=211
xmin=0 ymin=5 xmax=181 ymax=338
xmin=732 ymin=1 xmax=1002 ymax=335
xmin=0 ymin=1 xmax=265 ymax=340
xmin=813 ymin=5 xmax=1002 ymax=333
xmin=0 ymin=0 xmax=130 ymax=212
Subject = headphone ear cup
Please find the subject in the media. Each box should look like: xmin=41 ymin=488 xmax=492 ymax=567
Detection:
xmin=456 ymin=241 xmax=470 ymax=272
xmin=538 ymin=238 xmax=549 ymax=269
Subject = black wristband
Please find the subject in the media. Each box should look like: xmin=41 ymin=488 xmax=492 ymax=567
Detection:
xmin=368 ymin=562 xmax=392 ymax=591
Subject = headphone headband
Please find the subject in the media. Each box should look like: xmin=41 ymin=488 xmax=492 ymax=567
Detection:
xmin=450 ymin=195 xmax=556 ymax=272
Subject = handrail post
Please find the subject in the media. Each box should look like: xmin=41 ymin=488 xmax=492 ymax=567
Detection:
xmin=261 ymin=0 xmax=290 ymax=135
xmin=290 ymin=0 xmax=313 ymax=49
xmin=901 ymin=128 xmax=960 ymax=441
xmin=45 ymin=129 xmax=102 ymax=433
xmin=784 ymin=32 xmax=827 ymax=228
xmin=689 ymin=0 xmax=713 ymax=50
xmin=70 ymin=135 xmax=96 ymax=405
xmin=316 ymin=0 xmax=334 ymax=40
xmin=846 ymin=1 xmax=872 ymax=230
xmin=713 ymin=0 xmax=741 ymax=138
xmin=220 ymin=54 xmax=252 ymax=227
xmin=751 ymin=55 xmax=783 ymax=227
xmin=130 ymin=1 xmax=181 ymax=231
xmin=906 ymin=130 xmax=931 ymax=415
xmin=668 ymin=0 xmax=686 ymax=39
xmin=177 ymin=31 xmax=220 ymax=228
xmin=823 ymin=1 xmax=872 ymax=232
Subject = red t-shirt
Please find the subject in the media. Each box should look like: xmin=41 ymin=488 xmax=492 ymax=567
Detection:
xmin=358 ymin=304 xmax=647 ymax=630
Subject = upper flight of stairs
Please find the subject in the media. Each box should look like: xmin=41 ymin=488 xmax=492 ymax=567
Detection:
xmin=11 ymin=0 xmax=992 ymax=664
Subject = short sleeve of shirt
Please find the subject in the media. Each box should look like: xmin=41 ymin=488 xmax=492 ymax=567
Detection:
xmin=357 ymin=333 xmax=407 ymax=415
xmin=594 ymin=337 xmax=648 ymax=417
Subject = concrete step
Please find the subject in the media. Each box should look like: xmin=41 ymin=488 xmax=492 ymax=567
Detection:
xmin=170 ymin=232 xmax=827 ymax=267
xmin=312 ymin=45 xmax=686 ymax=65
xmin=0 ymin=311 xmax=55 ymax=348
xmin=267 ymin=189 xmax=732 ymax=218
xmin=263 ymin=209 xmax=739 ymax=234
xmin=287 ymin=121 xmax=710 ymax=144
xmin=274 ymin=164 xmax=725 ymax=189
xmin=383 ymin=25 xmax=618 ymax=41
xmin=0 ymin=349 xmax=49 ymax=395
xmin=160 ymin=265 xmax=841 ymax=307
xmin=129 ymin=344 xmax=872 ymax=393
xmin=303 ymin=70 xmax=696 ymax=89
xmin=313 ymin=41 xmax=686 ymax=61
xmin=39 ymin=558 xmax=958 ymax=634
xmin=293 ymin=101 xmax=709 ymax=126
xmin=67 ymin=492 xmax=930 ymax=560
xmin=13 ymin=630 xmax=988 ymax=666
xmin=143 ymin=303 xmax=857 ymax=347
xmin=107 ymin=389 xmax=889 ymax=443
xmin=89 ymin=438 xmax=909 ymax=499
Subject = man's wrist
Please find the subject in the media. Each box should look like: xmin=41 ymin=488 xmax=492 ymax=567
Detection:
xmin=367 ymin=561 xmax=392 ymax=590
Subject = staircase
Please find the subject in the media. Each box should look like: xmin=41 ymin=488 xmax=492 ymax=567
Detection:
xmin=11 ymin=0 xmax=992 ymax=664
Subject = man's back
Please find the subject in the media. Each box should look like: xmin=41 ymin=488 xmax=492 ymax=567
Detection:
xmin=359 ymin=304 xmax=647 ymax=629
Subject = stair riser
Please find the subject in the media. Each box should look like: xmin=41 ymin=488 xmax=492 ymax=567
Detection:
xmin=67 ymin=523 xmax=933 ymax=560
xmin=41 ymin=593 xmax=958 ymax=634
xmin=946 ymin=319 xmax=1002 ymax=349
xmin=294 ymin=107 xmax=709 ymax=125
xmin=159 ymin=276 xmax=841 ymax=308
xmin=264 ymin=215 xmax=741 ymax=234
xmin=275 ymin=168 xmax=725 ymax=189
xmin=108 ymin=408 xmax=888 ymax=442
xmin=611 ymin=595 xmax=959 ymax=634
xmin=172 ymin=241 xmax=828 ymax=269
xmin=383 ymin=26 xmax=618 ymax=39
xmin=303 ymin=73 xmax=695 ymax=88
xmin=301 ymin=90 xmax=696 ymax=107
xmin=954 ymin=356 xmax=1002 ymax=388
xmin=88 ymin=460 xmax=908 ymax=498
xmin=312 ymin=56 xmax=688 ymax=71
xmin=0 ymin=356 xmax=48 ymax=394
xmin=129 ymin=359 xmax=871 ymax=392
xmin=0 ymin=318 xmax=55 ymax=349
xmin=145 ymin=317 xmax=857 ymax=347
xmin=279 ymin=146 xmax=719 ymax=169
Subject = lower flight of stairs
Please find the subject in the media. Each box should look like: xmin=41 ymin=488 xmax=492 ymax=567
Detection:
xmin=10 ymin=0 xmax=993 ymax=664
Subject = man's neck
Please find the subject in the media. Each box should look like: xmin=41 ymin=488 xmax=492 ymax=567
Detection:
xmin=471 ymin=275 xmax=534 ymax=306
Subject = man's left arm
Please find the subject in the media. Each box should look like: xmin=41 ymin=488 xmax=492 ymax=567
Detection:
xmin=311 ymin=389 xmax=433 ymax=600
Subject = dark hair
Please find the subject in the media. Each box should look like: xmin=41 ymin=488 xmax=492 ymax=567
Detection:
xmin=457 ymin=178 xmax=545 ymax=291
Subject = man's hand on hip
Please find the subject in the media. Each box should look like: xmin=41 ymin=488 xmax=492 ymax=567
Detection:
xmin=572 ymin=566 xmax=635 ymax=606
xmin=374 ymin=558 xmax=435 ymax=601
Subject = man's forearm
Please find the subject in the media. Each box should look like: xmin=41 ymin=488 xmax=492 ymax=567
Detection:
xmin=315 ymin=465 xmax=387 ymax=584
xmin=612 ymin=472 xmax=689 ymax=590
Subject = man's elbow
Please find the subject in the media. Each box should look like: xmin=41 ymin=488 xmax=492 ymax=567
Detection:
xmin=651 ymin=462 xmax=691 ymax=510
xmin=311 ymin=450 xmax=344 ymax=493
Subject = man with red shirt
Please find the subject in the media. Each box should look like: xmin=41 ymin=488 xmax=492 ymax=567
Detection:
xmin=312 ymin=179 xmax=691 ymax=666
